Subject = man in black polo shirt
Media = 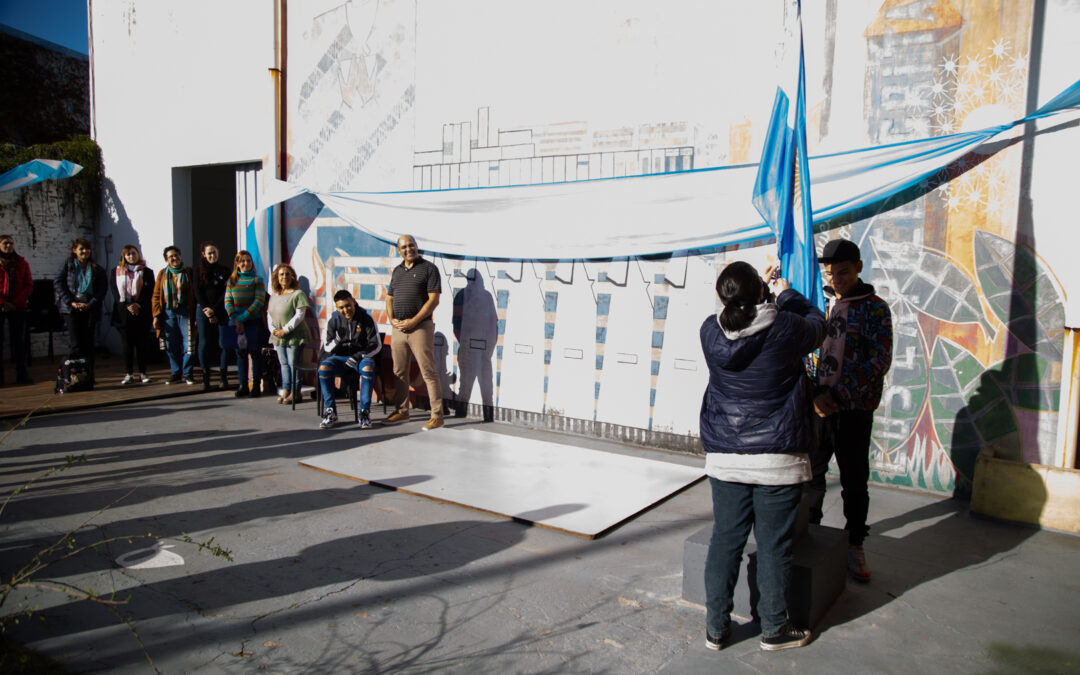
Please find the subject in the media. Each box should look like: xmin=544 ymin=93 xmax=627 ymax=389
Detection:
xmin=385 ymin=234 xmax=445 ymax=430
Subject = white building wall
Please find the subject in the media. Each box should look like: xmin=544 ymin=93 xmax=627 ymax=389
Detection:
xmin=87 ymin=0 xmax=1080 ymax=491
xmin=90 ymin=0 xmax=276 ymax=263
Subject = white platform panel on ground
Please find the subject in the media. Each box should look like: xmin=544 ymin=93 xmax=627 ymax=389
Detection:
xmin=300 ymin=428 xmax=704 ymax=538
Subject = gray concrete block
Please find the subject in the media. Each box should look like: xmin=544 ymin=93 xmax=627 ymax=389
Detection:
xmin=682 ymin=522 xmax=848 ymax=629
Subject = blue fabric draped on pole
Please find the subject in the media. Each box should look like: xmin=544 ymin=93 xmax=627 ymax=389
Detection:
xmin=0 ymin=159 xmax=83 ymax=193
xmin=752 ymin=0 xmax=823 ymax=310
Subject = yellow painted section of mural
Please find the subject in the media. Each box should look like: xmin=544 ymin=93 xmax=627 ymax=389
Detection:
xmin=728 ymin=119 xmax=752 ymax=165
xmin=973 ymin=453 xmax=1080 ymax=533
xmin=851 ymin=0 xmax=1071 ymax=499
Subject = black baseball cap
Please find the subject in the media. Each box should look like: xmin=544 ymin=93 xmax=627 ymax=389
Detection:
xmin=819 ymin=239 xmax=861 ymax=264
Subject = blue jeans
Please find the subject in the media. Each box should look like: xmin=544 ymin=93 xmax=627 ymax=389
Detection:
xmin=196 ymin=305 xmax=227 ymax=374
xmin=163 ymin=308 xmax=193 ymax=377
xmin=704 ymin=477 xmax=801 ymax=636
xmin=275 ymin=345 xmax=300 ymax=392
xmin=319 ymin=355 xmax=374 ymax=413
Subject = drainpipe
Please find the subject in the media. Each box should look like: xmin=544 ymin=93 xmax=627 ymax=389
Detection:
xmin=1058 ymin=327 xmax=1080 ymax=469
xmin=270 ymin=0 xmax=288 ymax=264
xmin=87 ymin=0 xmax=96 ymax=140
xmin=273 ymin=0 xmax=288 ymax=181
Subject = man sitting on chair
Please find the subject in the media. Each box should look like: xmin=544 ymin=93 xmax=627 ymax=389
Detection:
xmin=319 ymin=289 xmax=382 ymax=430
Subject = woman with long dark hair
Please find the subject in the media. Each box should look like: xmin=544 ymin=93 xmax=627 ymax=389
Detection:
xmin=699 ymin=260 xmax=824 ymax=652
xmin=111 ymin=244 xmax=155 ymax=384
xmin=223 ymin=250 xmax=266 ymax=397
xmin=194 ymin=241 xmax=231 ymax=390
xmin=55 ymin=237 xmax=108 ymax=379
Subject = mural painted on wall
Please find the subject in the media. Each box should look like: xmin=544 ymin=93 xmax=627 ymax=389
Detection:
xmin=283 ymin=0 xmax=1069 ymax=496
xmin=287 ymin=0 xmax=416 ymax=191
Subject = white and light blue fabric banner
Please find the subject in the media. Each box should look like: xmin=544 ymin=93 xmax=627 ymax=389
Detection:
xmin=245 ymin=78 xmax=1080 ymax=262
xmin=0 ymin=159 xmax=82 ymax=193
xmin=752 ymin=0 xmax=823 ymax=309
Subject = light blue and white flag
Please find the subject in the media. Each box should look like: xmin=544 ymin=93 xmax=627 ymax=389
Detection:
xmin=0 ymin=159 xmax=82 ymax=193
xmin=752 ymin=0 xmax=824 ymax=310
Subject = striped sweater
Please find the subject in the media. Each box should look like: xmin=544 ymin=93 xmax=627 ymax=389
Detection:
xmin=224 ymin=271 xmax=266 ymax=324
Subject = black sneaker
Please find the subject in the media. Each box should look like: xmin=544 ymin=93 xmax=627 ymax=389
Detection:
xmin=760 ymin=622 xmax=811 ymax=651
xmin=359 ymin=409 xmax=372 ymax=430
xmin=705 ymin=627 xmax=728 ymax=651
xmin=166 ymin=373 xmax=182 ymax=385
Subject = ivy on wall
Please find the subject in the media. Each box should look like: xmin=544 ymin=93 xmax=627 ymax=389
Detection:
xmin=0 ymin=135 xmax=101 ymax=245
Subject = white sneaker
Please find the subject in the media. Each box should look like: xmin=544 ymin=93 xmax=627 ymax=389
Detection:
xmin=319 ymin=407 xmax=338 ymax=430
xmin=139 ymin=373 xmax=151 ymax=383
xmin=121 ymin=374 xmax=134 ymax=385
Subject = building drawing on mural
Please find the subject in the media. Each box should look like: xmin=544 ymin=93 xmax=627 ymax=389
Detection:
xmin=411 ymin=106 xmax=695 ymax=190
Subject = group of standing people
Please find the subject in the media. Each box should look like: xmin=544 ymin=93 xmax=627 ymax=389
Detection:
xmin=146 ymin=241 xmax=311 ymax=399
xmin=2 ymin=232 xmax=449 ymax=433
xmin=0 ymin=235 xmax=313 ymax=401
xmin=699 ymin=238 xmax=892 ymax=652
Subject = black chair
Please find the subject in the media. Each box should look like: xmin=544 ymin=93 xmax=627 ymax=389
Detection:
xmin=308 ymin=365 xmax=360 ymax=423
xmin=25 ymin=279 xmax=64 ymax=364
xmin=300 ymin=346 xmax=388 ymax=421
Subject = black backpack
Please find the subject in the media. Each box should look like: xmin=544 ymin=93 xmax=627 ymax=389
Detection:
xmin=56 ymin=358 xmax=93 ymax=394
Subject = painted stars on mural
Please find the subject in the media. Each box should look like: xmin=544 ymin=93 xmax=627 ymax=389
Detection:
xmin=912 ymin=41 xmax=1028 ymax=218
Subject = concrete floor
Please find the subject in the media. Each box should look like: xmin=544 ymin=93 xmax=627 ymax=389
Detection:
xmin=1 ymin=392 xmax=1078 ymax=674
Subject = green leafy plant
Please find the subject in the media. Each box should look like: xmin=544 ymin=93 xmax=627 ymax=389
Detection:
xmin=0 ymin=135 xmax=103 ymax=245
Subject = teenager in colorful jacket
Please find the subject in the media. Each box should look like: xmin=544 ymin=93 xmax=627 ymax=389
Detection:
xmin=806 ymin=238 xmax=893 ymax=583
xmin=151 ymin=246 xmax=197 ymax=384
xmin=224 ymin=250 xmax=266 ymax=397
xmin=0 ymin=233 xmax=33 ymax=385
xmin=55 ymin=237 xmax=108 ymax=379
xmin=699 ymin=260 xmax=825 ymax=652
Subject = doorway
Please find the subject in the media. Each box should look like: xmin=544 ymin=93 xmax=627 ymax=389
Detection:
xmin=171 ymin=161 xmax=262 ymax=266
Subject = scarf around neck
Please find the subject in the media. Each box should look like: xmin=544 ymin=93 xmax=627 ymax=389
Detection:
xmin=165 ymin=266 xmax=188 ymax=310
xmin=116 ymin=263 xmax=145 ymax=302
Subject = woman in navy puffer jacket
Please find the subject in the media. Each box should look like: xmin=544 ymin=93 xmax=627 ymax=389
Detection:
xmin=699 ymin=260 xmax=824 ymax=652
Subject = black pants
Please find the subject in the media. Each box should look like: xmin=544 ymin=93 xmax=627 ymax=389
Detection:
xmin=1 ymin=310 xmax=28 ymax=378
xmin=65 ymin=310 xmax=97 ymax=374
xmin=117 ymin=315 xmax=149 ymax=375
xmin=806 ymin=409 xmax=874 ymax=546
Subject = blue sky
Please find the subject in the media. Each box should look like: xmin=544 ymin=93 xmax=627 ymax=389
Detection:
xmin=0 ymin=0 xmax=88 ymax=55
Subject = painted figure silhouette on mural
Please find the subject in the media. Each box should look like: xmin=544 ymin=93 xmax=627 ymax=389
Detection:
xmin=453 ymin=268 xmax=497 ymax=422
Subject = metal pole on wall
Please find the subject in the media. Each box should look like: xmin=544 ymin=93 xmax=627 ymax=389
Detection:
xmin=274 ymin=0 xmax=289 ymax=264
xmin=1057 ymin=328 xmax=1080 ymax=469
